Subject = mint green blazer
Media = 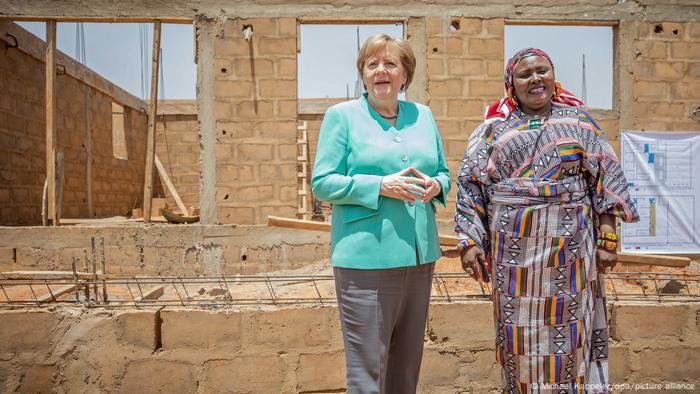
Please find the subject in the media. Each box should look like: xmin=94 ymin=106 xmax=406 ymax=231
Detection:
xmin=311 ymin=94 xmax=451 ymax=269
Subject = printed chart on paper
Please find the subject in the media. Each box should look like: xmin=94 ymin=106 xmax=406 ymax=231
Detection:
xmin=620 ymin=131 xmax=700 ymax=253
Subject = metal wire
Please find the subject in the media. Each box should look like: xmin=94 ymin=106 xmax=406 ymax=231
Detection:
xmin=0 ymin=272 xmax=697 ymax=308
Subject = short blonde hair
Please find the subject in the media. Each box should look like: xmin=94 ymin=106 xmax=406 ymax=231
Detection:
xmin=356 ymin=34 xmax=416 ymax=92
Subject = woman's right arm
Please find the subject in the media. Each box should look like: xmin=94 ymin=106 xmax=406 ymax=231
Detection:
xmin=455 ymin=124 xmax=492 ymax=279
xmin=311 ymin=107 xmax=383 ymax=210
xmin=455 ymin=124 xmax=490 ymax=251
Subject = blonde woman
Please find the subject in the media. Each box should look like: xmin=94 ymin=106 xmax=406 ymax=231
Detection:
xmin=312 ymin=34 xmax=450 ymax=393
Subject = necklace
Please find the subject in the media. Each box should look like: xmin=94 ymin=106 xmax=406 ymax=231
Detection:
xmin=525 ymin=114 xmax=548 ymax=129
xmin=378 ymin=113 xmax=398 ymax=120
xmin=371 ymin=103 xmax=399 ymax=120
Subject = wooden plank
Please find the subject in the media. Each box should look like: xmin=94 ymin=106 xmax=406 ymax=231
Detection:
xmin=1 ymin=16 xmax=192 ymax=24
xmin=505 ymin=19 xmax=618 ymax=27
xmin=617 ymin=253 xmax=690 ymax=267
xmin=41 ymin=178 xmax=48 ymax=226
xmin=55 ymin=150 xmax=64 ymax=224
xmin=435 ymin=234 xmax=689 ymax=267
xmin=45 ymin=20 xmax=57 ymax=226
xmin=155 ymin=154 xmax=188 ymax=215
xmin=268 ymin=215 xmax=330 ymax=232
xmin=267 ymin=216 xmax=692 ymax=268
xmin=0 ymin=271 xmax=108 ymax=280
xmin=438 ymin=234 xmax=459 ymax=247
xmin=142 ymin=21 xmax=162 ymax=223
xmin=298 ymin=19 xmax=405 ymax=25
xmin=162 ymin=208 xmax=199 ymax=224
xmin=36 ymin=284 xmax=78 ymax=303
xmin=135 ymin=285 xmax=165 ymax=302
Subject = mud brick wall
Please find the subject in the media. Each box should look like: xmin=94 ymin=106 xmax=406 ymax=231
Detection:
xmin=1 ymin=301 xmax=698 ymax=393
xmin=213 ymin=18 xmax=299 ymax=224
xmin=0 ymin=22 xmax=150 ymax=225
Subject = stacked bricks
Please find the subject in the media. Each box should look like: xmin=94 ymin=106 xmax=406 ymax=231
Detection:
xmin=0 ymin=40 xmax=45 ymax=225
xmin=425 ymin=17 xmax=505 ymax=223
xmin=0 ymin=26 xmax=150 ymax=225
xmin=89 ymin=93 xmax=149 ymax=218
xmin=2 ymin=301 xmax=699 ymax=392
xmin=213 ymin=18 xmax=298 ymax=224
xmin=632 ymin=21 xmax=700 ymax=132
xmin=155 ymin=111 xmax=200 ymax=212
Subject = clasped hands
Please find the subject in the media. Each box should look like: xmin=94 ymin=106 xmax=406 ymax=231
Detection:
xmin=379 ymin=167 xmax=440 ymax=204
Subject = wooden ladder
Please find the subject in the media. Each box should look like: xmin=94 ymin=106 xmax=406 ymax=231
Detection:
xmin=296 ymin=121 xmax=310 ymax=220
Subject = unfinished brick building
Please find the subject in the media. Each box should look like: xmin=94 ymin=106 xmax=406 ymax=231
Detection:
xmin=0 ymin=1 xmax=699 ymax=393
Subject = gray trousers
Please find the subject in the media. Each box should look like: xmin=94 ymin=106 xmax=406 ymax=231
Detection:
xmin=333 ymin=262 xmax=434 ymax=394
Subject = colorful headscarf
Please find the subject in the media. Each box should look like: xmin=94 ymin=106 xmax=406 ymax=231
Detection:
xmin=484 ymin=48 xmax=584 ymax=123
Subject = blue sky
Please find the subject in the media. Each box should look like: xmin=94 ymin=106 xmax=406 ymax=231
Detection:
xmin=18 ymin=22 xmax=197 ymax=100
xmin=17 ymin=22 xmax=612 ymax=109
xmin=297 ymin=24 xmax=403 ymax=99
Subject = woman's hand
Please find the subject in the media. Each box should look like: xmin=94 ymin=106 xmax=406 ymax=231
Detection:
xmin=597 ymin=213 xmax=618 ymax=274
xmin=461 ymin=246 xmax=487 ymax=282
xmin=410 ymin=168 xmax=442 ymax=204
xmin=379 ymin=167 xmax=427 ymax=202
xmin=596 ymin=248 xmax=617 ymax=273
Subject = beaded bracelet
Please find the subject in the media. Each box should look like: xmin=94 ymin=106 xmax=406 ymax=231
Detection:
xmin=597 ymin=239 xmax=618 ymax=251
xmin=457 ymin=239 xmax=477 ymax=256
xmin=600 ymin=232 xmax=619 ymax=242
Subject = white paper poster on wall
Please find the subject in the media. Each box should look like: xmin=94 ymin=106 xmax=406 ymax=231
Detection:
xmin=620 ymin=131 xmax=700 ymax=254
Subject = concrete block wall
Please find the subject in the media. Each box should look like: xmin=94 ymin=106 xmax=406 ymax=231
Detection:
xmin=1 ymin=301 xmax=698 ymax=393
xmin=425 ymin=17 xmax=505 ymax=223
xmin=0 ymin=22 xmax=150 ymax=225
xmin=0 ymin=225 xmax=331 ymax=277
xmin=0 ymin=40 xmax=46 ymax=225
xmin=213 ymin=18 xmax=299 ymax=225
xmin=88 ymin=93 xmax=149 ymax=218
xmin=632 ymin=21 xmax=700 ymax=131
xmin=156 ymin=112 xmax=201 ymax=212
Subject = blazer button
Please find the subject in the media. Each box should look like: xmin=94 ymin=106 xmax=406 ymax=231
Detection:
xmin=401 ymin=154 xmax=408 ymax=162
xmin=394 ymin=136 xmax=401 ymax=143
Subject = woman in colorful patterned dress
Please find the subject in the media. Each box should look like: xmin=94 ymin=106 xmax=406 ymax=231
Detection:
xmin=454 ymin=48 xmax=639 ymax=393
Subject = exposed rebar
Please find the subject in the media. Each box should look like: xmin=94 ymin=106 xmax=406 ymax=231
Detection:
xmin=0 ymin=272 xmax=697 ymax=308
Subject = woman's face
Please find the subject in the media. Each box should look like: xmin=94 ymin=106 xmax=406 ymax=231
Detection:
xmin=362 ymin=46 xmax=406 ymax=102
xmin=511 ymin=55 xmax=555 ymax=115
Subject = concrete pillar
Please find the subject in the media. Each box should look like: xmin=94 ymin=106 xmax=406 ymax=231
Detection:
xmin=195 ymin=15 xmax=218 ymax=225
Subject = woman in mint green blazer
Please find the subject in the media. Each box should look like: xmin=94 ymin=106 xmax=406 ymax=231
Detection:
xmin=311 ymin=34 xmax=450 ymax=394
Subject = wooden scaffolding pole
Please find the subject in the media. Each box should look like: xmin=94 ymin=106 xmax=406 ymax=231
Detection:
xmin=45 ymin=20 xmax=58 ymax=226
xmin=143 ymin=22 xmax=162 ymax=223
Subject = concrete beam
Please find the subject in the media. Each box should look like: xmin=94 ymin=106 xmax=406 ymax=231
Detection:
xmin=0 ymin=1 xmax=698 ymax=22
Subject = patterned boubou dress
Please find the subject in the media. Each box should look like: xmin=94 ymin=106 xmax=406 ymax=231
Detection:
xmin=455 ymin=106 xmax=639 ymax=393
